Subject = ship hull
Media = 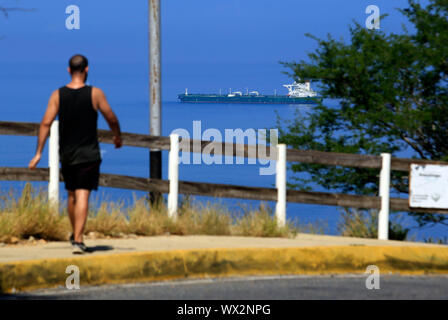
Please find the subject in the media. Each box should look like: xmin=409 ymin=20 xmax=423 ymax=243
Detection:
xmin=178 ymin=94 xmax=322 ymax=104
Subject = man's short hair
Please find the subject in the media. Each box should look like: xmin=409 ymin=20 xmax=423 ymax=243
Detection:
xmin=69 ymin=54 xmax=88 ymax=73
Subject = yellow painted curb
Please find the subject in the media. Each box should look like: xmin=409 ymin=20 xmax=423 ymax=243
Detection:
xmin=1 ymin=246 xmax=447 ymax=293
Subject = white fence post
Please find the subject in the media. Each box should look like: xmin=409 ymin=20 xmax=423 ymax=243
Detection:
xmin=275 ymin=144 xmax=286 ymax=227
xmin=168 ymin=133 xmax=179 ymax=220
xmin=48 ymin=120 xmax=59 ymax=211
xmin=378 ymin=153 xmax=391 ymax=240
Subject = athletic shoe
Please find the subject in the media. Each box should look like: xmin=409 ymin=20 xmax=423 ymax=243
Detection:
xmin=72 ymin=241 xmax=90 ymax=254
xmin=69 ymin=234 xmax=75 ymax=245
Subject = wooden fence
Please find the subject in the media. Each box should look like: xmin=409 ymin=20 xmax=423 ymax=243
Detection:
xmin=1 ymin=121 xmax=447 ymax=240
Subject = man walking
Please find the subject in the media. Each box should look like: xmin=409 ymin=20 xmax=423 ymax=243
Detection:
xmin=29 ymin=54 xmax=122 ymax=254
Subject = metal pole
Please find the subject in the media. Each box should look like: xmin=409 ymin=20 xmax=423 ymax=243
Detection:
xmin=168 ymin=134 xmax=179 ymax=220
xmin=378 ymin=153 xmax=391 ymax=240
xmin=48 ymin=120 xmax=59 ymax=211
xmin=275 ymin=144 xmax=286 ymax=227
xmin=149 ymin=0 xmax=162 ymax=203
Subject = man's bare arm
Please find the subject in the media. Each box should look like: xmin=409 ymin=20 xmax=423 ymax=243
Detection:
xmin=28 ymin=90 xmax=59 ymax=169
xmin=93 ymin=87 xmax=122 ymax=148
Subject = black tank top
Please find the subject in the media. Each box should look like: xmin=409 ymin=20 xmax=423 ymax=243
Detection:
xmin=58 ymin=85 xmax=101 ymax=166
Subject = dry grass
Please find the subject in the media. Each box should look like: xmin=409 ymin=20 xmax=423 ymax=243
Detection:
xmin=232 ymin=203 xmax=295 ymax=237
xmin=337 ymin=208 xmax=378 ymax=239
xmin=0 ymin=184 xmax=69 ymax=242
xmin=125 ymin=198 xmax=168 ymax=236
xmin=0 ymin=184 xmax=307 ymax=243
xmin=84 ymin=201 xmax=128 ymax=236
xmin=337 ymin=207 xmax=409 ymax=241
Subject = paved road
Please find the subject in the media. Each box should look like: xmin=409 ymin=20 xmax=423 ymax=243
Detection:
xmin=3 ymin=275 xmax=448 ymax=300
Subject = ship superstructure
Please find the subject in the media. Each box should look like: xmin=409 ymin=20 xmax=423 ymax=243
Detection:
xmin=178 ymin=80 xmax=322 ymax=104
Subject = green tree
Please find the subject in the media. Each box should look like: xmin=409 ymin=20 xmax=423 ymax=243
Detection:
xmin=280 ymin=0 xmax=448 ymax=228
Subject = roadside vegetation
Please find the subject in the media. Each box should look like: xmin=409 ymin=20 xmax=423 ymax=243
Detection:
xmin=337 ymin=208 xmax=410 ymax=241
xmin=0 ymin=184 xmax=320 ymax=244
xmin=2 ymin=184 xmax=445 ymax=245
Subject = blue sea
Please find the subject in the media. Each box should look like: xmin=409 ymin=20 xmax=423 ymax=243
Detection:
xmin=0 ymin=60 xmax=446 ymax=241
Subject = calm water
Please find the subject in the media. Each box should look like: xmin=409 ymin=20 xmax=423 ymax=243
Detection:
xmin=0 ymin=61 xmax=446 ymax=241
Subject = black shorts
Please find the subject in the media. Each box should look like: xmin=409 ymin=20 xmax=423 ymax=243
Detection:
xmin=61 ymin=160 xmax=101 ymax=191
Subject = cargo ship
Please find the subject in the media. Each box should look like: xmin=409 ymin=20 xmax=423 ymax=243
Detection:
xmin=177 ymin=80 xmax=322 ymax=104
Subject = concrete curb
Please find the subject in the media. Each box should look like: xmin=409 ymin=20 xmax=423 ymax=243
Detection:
xmin=1 ymin=246 xmax=447 ymax=293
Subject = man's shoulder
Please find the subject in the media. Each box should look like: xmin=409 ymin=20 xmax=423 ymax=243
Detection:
xmin=91 ymin=87 xmax=106 ymax=99
xmin=91 ymin=86 xmax=104 ymax=94
xmin=50 ymin=89 xmax=60 ymax=99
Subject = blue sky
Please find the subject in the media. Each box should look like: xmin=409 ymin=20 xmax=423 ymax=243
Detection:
xmin=0 ymin=0 xmax=418 ymax=99
xmin=0 ymin=0 xmax=413 ymax=64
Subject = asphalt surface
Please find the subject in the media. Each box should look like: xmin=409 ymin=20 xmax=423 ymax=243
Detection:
xmin=3 ymin=275 xmax=448 ymax=300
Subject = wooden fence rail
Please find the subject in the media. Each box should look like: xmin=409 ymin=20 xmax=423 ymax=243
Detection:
xmin=1 ymin=167 xmax=447 ymax=215
xmin=2 ymin=121 xmax=448 ymax=170
xmin=2 ymin=120 xmax=448 ymax=243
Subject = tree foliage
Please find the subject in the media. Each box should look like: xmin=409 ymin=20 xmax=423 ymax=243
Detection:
xmin=280 ymin=0 xmax=448 ymax=228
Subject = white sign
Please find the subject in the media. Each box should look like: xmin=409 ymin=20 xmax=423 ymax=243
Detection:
xmin=409 ymin=164 xmax=448 ymax=209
